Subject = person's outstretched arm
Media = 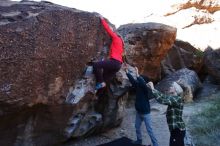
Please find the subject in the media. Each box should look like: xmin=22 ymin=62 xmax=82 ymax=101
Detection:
xmin=98 ymin=15 xmax=123 ymax=63
xmin=126 ymin=72 xmax=138 ymax=88
xmin=152 ymin=89 xmax=182 ymax=106
xmin=124 ymin=66 xmax=137 ymax=87
xmin=146 ymin=82 xmax=182 ymax=106
xmin=137 ymin=76 xmax=148 ymax=90
xmin=100 ymin=18 xmax=118 ymax=39
xmin=134 ymin=67 xmax=148 ymax=90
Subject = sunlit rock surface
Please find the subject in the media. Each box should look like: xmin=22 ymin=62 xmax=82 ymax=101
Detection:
xmin=118 ymin=23 xmax=176 ymax=81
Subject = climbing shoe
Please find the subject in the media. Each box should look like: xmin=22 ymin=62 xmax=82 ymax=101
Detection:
xmin=95 ymin=82 xmax=106 ymax=90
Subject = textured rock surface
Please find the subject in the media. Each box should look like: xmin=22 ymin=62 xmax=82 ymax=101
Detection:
xmin=203 ymin=48 xmax=220 ymax=84
xmin=0 ymin=1 xmax=127 ymax=146
xmin=118 ymin=23 xmax=177 ymax=81
xmin=196 ymin=75 xmax=220 ymax=99
xmin=0 ymin=1 xmax=106 ymax=108
xmin=161 ymin=40 xmax=203 ymax=77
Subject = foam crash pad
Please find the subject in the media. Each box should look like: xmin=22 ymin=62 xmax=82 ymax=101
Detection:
xmin=97 ymin=137 xmax=147 ymax=146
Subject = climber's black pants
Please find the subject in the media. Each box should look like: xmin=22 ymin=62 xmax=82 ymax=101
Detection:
xmin=170 ymin=128 xmax=185 ymax=146
xmin=93 ymin=58 xmax=121 ymax=83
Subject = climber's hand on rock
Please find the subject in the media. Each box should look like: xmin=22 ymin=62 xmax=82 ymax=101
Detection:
xmin=124 ymin=64 xmax=128 ymax=73
xmin=93 ymin=12 xmax=103 ymax=19
xmin=135 ymin=67 xmax=139 ymax=77
xmin=123 ymin=62 xmax=129 ymax=73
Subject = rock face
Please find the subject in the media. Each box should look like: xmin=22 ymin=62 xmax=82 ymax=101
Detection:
xmin=161 ymin=40 xmax=203 ymax=77
xmin=118 ymin=23 xmax=177 ymax=81
xmin=0 ymin=1 xmax=128 ymax=146
xmin=203 ymin=48 xmax=220 ymax=84
xmin=64 ymin=70 xmax=129 ymax=138
xmin=165 ymin=0 xmax=220 ymax=28
xmin=196 ymin=75 xmax=220 ymax=98
xmin=155 ymin=68 xmax=202 ymax=102
xmin=0 ymin=1 xmax=106 ymax=108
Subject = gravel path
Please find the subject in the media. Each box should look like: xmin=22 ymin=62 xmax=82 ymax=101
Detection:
xmin=64 ymin=99 xmax=204 ymax=146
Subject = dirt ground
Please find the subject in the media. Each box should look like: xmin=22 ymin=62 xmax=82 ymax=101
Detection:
xmin=64 ymin=98 xmax=206 ymax=146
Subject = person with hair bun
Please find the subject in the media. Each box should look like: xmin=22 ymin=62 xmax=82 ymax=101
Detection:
xmin=147 ymin=81 xmax=186 ymax=146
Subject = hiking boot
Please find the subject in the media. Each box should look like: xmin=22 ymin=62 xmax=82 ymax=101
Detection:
xmin=132 ymin=139 xmax=142 ymax=145
xmin=95 ymin=82 xmax=106 ymax=90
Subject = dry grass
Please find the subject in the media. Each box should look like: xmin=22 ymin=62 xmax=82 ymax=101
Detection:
xmin=189 ymin=92 xmax=220 ymax=146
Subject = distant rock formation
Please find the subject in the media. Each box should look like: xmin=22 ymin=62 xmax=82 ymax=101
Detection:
xmin=165 ymin=0 xmax=220 ymax=28
xmin=166 ymin=0 xmax=220 ymax=15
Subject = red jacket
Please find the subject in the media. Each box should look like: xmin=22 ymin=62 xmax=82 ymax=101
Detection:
xmin=101 ymin=18 xmax=123 ymax=63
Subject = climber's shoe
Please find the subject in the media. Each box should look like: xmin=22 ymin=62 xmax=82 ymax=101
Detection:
xmin=95 ymin=82 xmax=106 ymax=90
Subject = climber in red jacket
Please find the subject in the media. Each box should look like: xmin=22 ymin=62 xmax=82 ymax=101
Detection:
xmin=93 ymin=14 xmax=124 ymax=91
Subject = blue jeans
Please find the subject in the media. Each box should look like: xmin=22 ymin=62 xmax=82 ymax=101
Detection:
xmin=135 ymin=112 xmax=159 ymax=146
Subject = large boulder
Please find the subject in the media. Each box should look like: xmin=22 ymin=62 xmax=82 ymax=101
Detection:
xmin=203 ymin=47 xmax=220 ymax=84
xmin=0 ymin=1 xmax=128 ymax=146
xmin=155 ymin=68 xmax=202 ymax=102
xmin=0 ymin=0 xmax=106 ymax=110
xmin=196 ymin=75 xmax=220 ymax=99
xmin=161 ymin=40 xmax=204 ymax=77
xmin=117 ymin=23 xmax=177 ymax=81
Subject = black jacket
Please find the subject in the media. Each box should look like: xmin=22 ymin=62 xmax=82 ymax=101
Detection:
xmin=126 ymin=72 xmax=151 ymax=114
